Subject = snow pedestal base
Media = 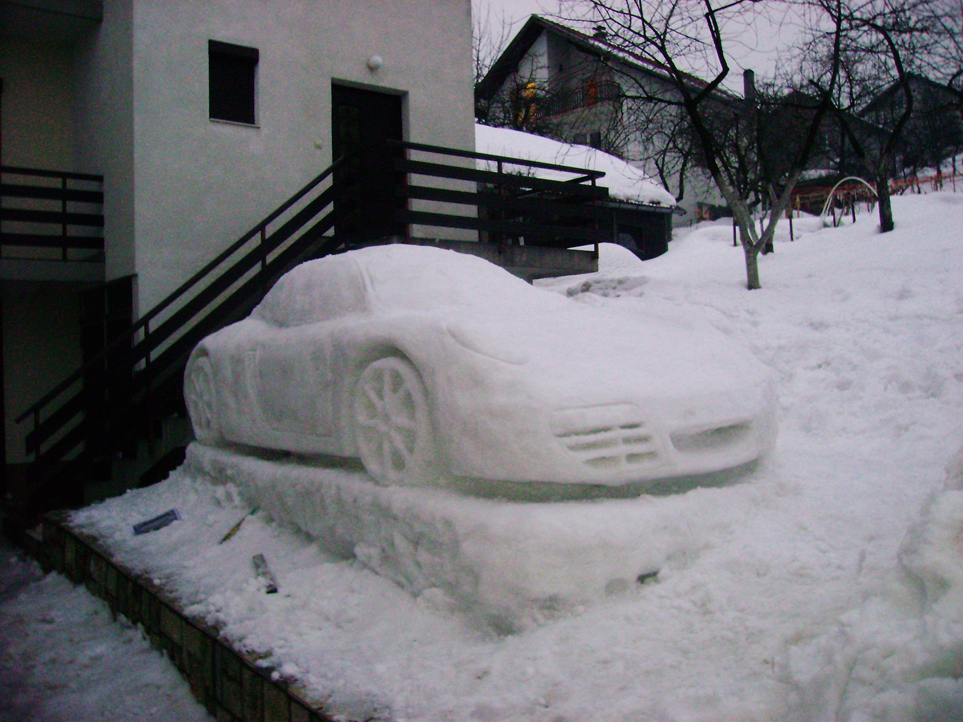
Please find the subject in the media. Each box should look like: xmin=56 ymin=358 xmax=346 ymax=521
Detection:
xmin=185 ymin=443 xmax=732 ymax=629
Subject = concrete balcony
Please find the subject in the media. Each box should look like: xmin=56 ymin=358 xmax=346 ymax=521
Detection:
xmin=0 ymin=0 xmax=102 ymax=42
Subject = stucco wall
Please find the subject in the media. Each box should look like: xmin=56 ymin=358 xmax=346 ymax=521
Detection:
xmin=520 ymin=32 xmax=549 ymax=85
xmin=73 ymin=0 xmax=136 ymax=285
xmin=126 ymin=0 xmax=475 ymax=314
xmin=0 ymin=38 xmax=76 ymax=169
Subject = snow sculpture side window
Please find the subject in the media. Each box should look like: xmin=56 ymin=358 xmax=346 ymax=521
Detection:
xmin=253 ymin=257 xmax=368 ymax=327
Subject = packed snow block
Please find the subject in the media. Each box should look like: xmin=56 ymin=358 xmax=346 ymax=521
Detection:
xmin=185 ymin=443 xmax=741 ymax=628
xmin=184 ymin=244 xmax=776 ymax=490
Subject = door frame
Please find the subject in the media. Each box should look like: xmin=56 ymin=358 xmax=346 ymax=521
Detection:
xmin=330 ymin=82 xmax=409 ymax=245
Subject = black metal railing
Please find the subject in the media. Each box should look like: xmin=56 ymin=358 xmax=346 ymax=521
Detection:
xmin=14 ymin=157 xmax=351 ymax=520
xmin=0 ymin=166 xmax=105 ymax=260
xmin=545 ymin=81 xmax=622 ymax=117
xmin=13 ymin=140 xmax=609 ymax=523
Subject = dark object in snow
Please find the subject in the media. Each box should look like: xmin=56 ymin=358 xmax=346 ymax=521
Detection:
xmin=219 ymin=507 xmax=258 ymax=544
xmin=252 ymin=553 xmax=278 ymax=593
xmin=637 ymin=571 xmax=658 ymax=585
xmin=132 ymin=509 xmax=180 ymax=535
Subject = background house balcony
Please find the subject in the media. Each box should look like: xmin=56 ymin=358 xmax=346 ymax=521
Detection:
xmin=545 ymin=80 xmax=622 ymax=117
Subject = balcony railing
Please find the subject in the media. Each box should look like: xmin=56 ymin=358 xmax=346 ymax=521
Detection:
xmin=0 ymin=166 xmax=105 ymax=261
xmin=545 ymin=81 xmax=622 ymax=117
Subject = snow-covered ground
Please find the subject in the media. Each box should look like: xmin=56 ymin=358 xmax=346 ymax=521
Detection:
xmin=0 ymin=538 xmax=212 ymax=722
xmin=3 ymin=191 xmax=963 ymax=721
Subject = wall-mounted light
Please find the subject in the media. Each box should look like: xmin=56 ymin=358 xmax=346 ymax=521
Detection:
xmin=367 ymin=55 xmax=383 ymax=72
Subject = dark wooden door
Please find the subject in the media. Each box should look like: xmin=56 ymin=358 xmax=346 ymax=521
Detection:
xmin=331 ymin=84 xmax=405 ymax=244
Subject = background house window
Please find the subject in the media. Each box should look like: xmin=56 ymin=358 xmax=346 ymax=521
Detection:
xmin=573 ymin=131 xmax=603 ymax=149
xmin=209 ymin=40 xmax=258 ymax=125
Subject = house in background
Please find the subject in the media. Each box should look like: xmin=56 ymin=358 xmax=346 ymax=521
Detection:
xmin=786 ymin=75 xmax=961 ymax=214
xmin=475 ymin=15 xmax=728 ymax=225
xmin=859 ymin=74 xmax=963 ymax=178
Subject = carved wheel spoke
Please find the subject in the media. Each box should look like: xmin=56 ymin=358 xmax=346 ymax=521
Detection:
xmin=353 ymin=357 xmax=439 ymax=486
xmin=186 ymin=355 xmax=221 ymax=445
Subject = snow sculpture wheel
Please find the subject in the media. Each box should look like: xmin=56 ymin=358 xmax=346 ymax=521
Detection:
xmin=353 ymin=357 xmax=440 ymax=486
xmin=185 ymin=355 xmax=221 ymax=445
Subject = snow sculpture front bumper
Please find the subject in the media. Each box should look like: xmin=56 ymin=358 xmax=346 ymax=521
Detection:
xmin=550 ymin=404 xmax=664 ymax=473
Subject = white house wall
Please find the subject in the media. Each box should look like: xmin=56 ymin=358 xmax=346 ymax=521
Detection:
xmin=545 ymin=32 xmax=606 ymax=92
xmin=76 ymin=0 xmax=474 ymax=315
xmin=0 ymin=36 xmax=91 ymax=264
xmin=518 ymin=32 xmax=549 ymax=85
xmin=73 ymin=0 xmax=136 ymax=284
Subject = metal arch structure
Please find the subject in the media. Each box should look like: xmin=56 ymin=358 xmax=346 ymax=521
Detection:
xmin=819 ymin=176 xmax=878 ymax=227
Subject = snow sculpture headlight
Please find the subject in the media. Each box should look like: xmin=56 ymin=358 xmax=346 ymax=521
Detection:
xmin=445 ymin=323 xmax=529 ymax=366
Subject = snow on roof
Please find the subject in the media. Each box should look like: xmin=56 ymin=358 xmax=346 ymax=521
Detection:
xmin=475 ymin=123 xmax=678 ymax=208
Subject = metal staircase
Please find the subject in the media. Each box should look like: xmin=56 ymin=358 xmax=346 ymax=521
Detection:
xmin=9 ymin=140 xmax=611 ymax=534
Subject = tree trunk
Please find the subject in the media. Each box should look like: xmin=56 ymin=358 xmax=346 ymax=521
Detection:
xmin=875 ymin=166 xmax=895 ymax=232
xmin=744 ymin=245 xmax=761 ymax=290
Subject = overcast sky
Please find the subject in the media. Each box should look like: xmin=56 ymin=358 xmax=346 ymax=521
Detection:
xmin=473 ymin=0 xmax=552 ymax=38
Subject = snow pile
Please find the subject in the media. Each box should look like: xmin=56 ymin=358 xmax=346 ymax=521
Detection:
xmin=46 ymin=191 xmax=963 ymax=720
xmin=475 ymin=123 xmax=677 ymax=207
xmin=782 ymin=447 xmax=963 ymax=721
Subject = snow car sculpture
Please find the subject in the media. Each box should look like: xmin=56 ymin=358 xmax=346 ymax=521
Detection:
xmin=185 ymin=244 xmax=776 ymax=488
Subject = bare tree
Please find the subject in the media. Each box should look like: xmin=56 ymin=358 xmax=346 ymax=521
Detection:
xmin=594 ymin=62 xmax=710 ymax=206
xmin=473 ymin=6 xmax=561 ymax=134
xmin=473 ymin=0 xmax=515 ymax=89
xmin=560 ymin=0 xmax=843 ymax=289
xmin=800 ymin=0 xmax=955 ymax=232
xmin=920 ymin=0 xmax=963 ymax=175
xmin=919 ymin=0 xmax=963 ymax=103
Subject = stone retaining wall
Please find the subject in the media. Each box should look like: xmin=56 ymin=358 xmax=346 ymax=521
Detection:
xmin=38 ymin=512 xmax=338 ymax=722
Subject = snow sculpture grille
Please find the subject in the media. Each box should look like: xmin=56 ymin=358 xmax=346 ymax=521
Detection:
xmin=551 ymin=405 xmax=661 ymax=471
